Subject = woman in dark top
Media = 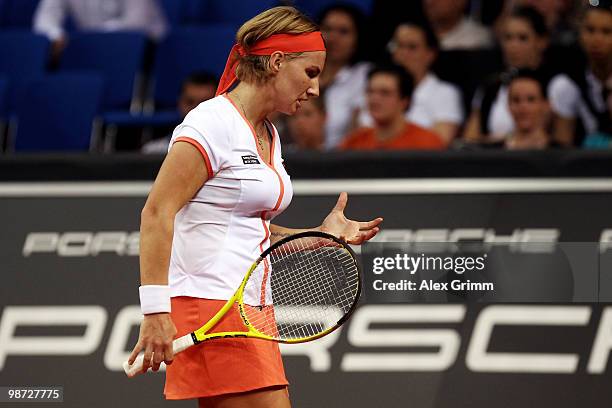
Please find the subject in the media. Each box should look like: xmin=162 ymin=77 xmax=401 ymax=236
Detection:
xmin=463 ymin=6 xmax=554 ymax=143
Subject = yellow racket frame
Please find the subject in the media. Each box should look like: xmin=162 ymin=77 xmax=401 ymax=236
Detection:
xmin=191 ymin=242 xmax=354 ymax=345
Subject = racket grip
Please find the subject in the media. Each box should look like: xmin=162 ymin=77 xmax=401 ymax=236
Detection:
xmin=123 ymin=333 xmax=195 ymax=378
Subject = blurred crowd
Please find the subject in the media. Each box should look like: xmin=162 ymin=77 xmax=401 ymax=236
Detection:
xmin=1 ymin=0 xmax=611 ymax=153
xmin=281 ymin=0 xmax=612 ymax=152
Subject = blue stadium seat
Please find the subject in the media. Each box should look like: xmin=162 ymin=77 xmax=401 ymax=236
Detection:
xmin=203 ymin=0 xmax=277 ymax=23
xmin=59 ymin=31 xmax=147 ymax=111
xmin=102 ymin=24 xmax=233 ymax=138
xmin=0 ymin=0 xmax=6 ymax=26
xmin=0 ymin=75 xmax=8 ymax=118
xmin=13 ymin=74 xmax=103 ymax=152
xmin=160 ymin=0 xmax=183 ymax=26
xmin=0 ymin=31 xmax=49 ymax=113
xmin=294 ymin=0 xmax=373 ymax=19
xmin=101 ymin=24 xmax=234 ymax=142
xmin=152 ymin=24 xmax=236 ymax=109
xmin=161 ymin=0 xmax=208 ymax=26
xmin=0 ymin=75 xmax=8 ymax=149
xmin=0 ymin=0 xmax=41 ymax=28
xmin=0 ymin=76 xmax=7 ymax=118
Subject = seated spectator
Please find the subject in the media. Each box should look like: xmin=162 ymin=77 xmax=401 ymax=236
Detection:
xmin=34 ymin=0 xmax=168 ymax=57
xmin=286 ymin=98 xmax=326 ymax=151
xmin=423 ymin=0 xmax=494 ymax=50
xmin=498 ymin=0 xmax=579 ymax=46
xmin=549 ymin=3 xmax=612 ymax=147
xmin=504 ymin=69 xmax=553 ymax=149
xmin=141 ymin=72 xmax=217 ymax=154
xmin=463 ymin=6 xmax=551 ymax=143
xmin=318 ymin=4 xmax=371 ymax=149
xmin=341 ymin=65 xmax=445 ymax=150
xmin=360 ymin=20 xmax=463 ymax=143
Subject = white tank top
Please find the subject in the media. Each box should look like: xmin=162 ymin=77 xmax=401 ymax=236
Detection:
xmin=167 ymin=95 xmax=293 ymax=301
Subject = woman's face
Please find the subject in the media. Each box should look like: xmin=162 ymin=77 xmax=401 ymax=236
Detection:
xmin=320 ymin=11 xmax=358 ymax=65
xmin=508 ymin=78 xmax=549 ymax=133
xmin=501 ymin=17 xmax=547 ymax=69
xmin=580 ymin=9 xmax=612 ymax=63
xmin=390 ymin=25 xmax=436 ymax=80
xmin=273 ymin=51 xmax=326 ymax=115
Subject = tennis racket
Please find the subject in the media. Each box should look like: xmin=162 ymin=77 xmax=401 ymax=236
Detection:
xmin=124 ymin=230 xmax=361 ymax=377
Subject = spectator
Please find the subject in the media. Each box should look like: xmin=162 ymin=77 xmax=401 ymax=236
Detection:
xmin=142 ymin=72 xmax=218 ymax=154
xmin=341 ymin=65 xmax=445 ymax=150
xmin=504 ymin=69 xmax=553 ymax=149
xmin=367 ymin=1 xmax=426 ymax=62
xmin=463 ymin=6 xmax=551 ymax=143
xmin=549 ymin=3 xmax=612 ymax=146
xmin=34 ymin=0 xmax=168 ymax=57
xmin=423 ymin=0 xmax=494 ymax=50
xmin=498 ymin=0 xmax=579 ymax=46
xmin=318 ymin=4 xmax=371 ymax=149
xmin=286 ymin=97 xmax=326 ymax=151
xmin=361 ymin=20 xmax=463 ymax=143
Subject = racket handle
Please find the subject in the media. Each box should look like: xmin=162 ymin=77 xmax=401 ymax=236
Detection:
xmin=123 ymin=333 xmax=195 ymax=377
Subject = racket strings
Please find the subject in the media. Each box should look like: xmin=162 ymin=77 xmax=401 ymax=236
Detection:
xmin=243 ymin=236 xmax=359 ymax=341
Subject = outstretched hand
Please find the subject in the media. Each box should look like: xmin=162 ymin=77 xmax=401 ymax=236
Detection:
xmin=319 ymin=192 xmax=383 ymax=245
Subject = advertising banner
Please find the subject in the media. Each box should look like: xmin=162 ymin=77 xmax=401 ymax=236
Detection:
xmin=2 ymin=180 xmax=612 ymax=407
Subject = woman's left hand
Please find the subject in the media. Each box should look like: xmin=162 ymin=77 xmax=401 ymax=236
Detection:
xmin=319 ymin=192 xmax=383 ymax=245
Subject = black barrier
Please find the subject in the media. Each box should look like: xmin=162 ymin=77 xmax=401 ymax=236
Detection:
xmin=2 ymin=150 xmax=612 ymax=181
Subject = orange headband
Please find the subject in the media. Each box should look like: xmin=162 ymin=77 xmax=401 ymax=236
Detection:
xmin=215 ymin=31 xmax=326 ymax=96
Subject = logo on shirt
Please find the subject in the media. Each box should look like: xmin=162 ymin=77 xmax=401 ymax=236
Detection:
xmin=242 ymin=155 xmax=260 ymax=165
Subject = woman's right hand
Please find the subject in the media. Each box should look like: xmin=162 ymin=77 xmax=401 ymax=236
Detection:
xmin=128 ymin=313 xmax=177 ymax=373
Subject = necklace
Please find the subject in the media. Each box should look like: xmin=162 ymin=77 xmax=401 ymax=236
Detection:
xmin=232 ymin=92 xmax=267 ymax=156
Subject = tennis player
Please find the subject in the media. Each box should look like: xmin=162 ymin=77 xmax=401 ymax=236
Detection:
xmin=127 ymin=6 xmax=382 ymax=408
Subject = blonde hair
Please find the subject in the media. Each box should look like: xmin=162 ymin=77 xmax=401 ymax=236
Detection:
xmin=235 ymin=6 xmax=318 ymax=84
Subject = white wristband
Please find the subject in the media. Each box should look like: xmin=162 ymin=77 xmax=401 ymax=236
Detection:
xmin=139 ymin=285 xmax=171 ymax=315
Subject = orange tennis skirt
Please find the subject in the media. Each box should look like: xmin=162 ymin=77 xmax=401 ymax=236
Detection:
xmin=164 ymin=296 xmax=289 ymax=400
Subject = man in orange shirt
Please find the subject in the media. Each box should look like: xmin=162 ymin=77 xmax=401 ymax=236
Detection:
xmin=341 ymin=65 xmax=446 ymax=150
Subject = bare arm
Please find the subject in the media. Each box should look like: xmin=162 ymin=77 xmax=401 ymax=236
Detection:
xmin=270 ymin=225 xmax=319 ymax=245
xmin=462 ymin=110 xmax=484 ymax=143
xmin=128 ymin=141 xmax=208 ymax=372
xmin=551 ymin=114 xmax=576 ymax=147
xmin=432 ymin=122 xmax=459 ymax=145
xmin=139 ymin=143 xmax=208 ymax=284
